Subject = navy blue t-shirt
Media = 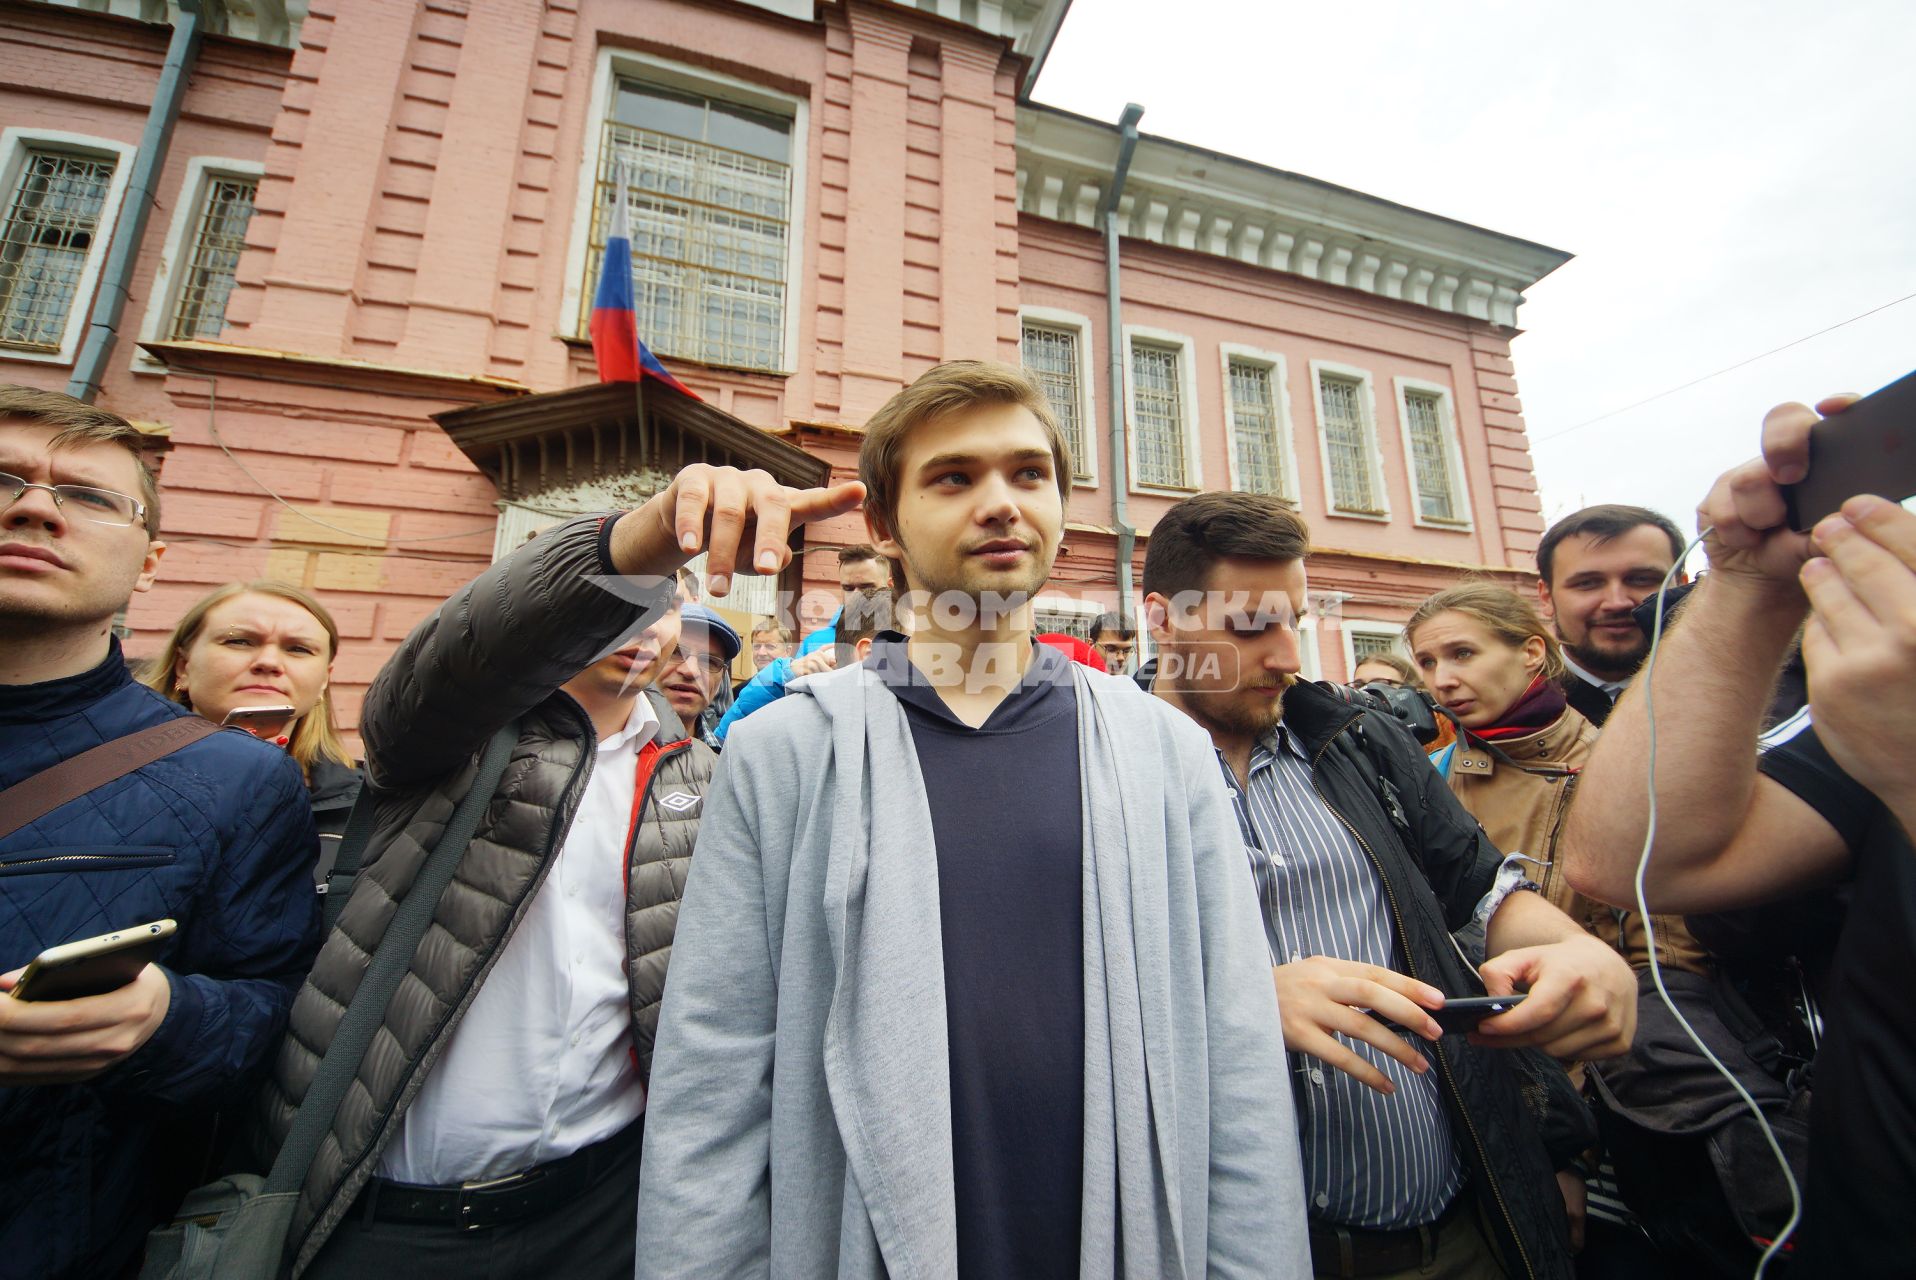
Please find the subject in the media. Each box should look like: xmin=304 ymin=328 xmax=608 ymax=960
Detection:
xmin=867 ymin=636 xmax=1085 ymax=1277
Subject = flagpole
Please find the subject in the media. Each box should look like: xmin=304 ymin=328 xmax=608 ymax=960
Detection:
xmin=613 ymin=160 xmax=651 ymax=470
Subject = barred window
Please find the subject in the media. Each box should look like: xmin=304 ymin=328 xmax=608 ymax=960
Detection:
xmin=581 ymin=79 xmax=794 ymax=371
xmin=1034 ymin=606 xmax=1095 ymax=641
xmin=1021 ymin=322 xmax=1088 ymax=477
xmin=0 ymin=150 xmax=115 ymax=351
xmin=1404 ymin=389 xmax=1461 ymax=522
xmin=1227 ymin=358 xmax=1287 ymax=497
xmin=1131 ymin=341 xmax=1188 ymax=487
xmin=1351 ymin=632 xmax=1399 ymax=663
xmin=1318 ymin=373 xmax=1380 ymax=513
xmin=169 ymin=175 xmax=257 ymax=340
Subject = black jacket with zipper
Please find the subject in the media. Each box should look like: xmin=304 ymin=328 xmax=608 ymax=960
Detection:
xmin=1281 ymin=679 xmax=1578 ymax=1280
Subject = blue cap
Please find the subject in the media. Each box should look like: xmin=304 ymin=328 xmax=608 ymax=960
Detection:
xmin=678 ymin=602 xmax=742 ymax=663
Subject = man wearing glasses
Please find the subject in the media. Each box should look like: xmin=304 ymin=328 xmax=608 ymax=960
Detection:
xmin=0 ymin=387 xmax=322 ymax=1280
xmin=657 ymin=604 xmax=740 ymax=747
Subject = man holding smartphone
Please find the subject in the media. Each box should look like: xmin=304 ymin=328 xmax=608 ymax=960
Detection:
xmin=1142 ymin=490 xmax=1638 ymax=1280
xmin=0 ymin=388 xmax=323 ymax=1280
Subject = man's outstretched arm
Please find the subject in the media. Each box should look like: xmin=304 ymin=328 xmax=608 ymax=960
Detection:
xmin=1563 ymin=399 xmax=1853 ymax=913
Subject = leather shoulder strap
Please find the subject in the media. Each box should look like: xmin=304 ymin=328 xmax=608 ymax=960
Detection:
xmin=0 ymin=716 xmax=222 ymax=843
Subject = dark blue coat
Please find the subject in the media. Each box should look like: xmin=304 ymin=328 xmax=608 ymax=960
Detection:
xmin=0 ymin=644 xmax=321 ymax=1280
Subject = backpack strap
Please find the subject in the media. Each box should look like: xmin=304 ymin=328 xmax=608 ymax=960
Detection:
xmin=319 ymin=788 xmax=378 ymax=933
xmin=265 ymin=721 xmax=520 ymax=1203
xmin=0 ymin=717 xmax=221 ymax=842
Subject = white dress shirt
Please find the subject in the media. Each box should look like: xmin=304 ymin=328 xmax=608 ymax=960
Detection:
xmin=377 ymin=698 xmax=656 ymax=1185
xmin=1563 ymin=654 xmax=1629 ymax=703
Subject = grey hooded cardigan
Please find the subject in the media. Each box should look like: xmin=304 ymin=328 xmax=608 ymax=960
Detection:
xmin=634 ymin=658 xmax=1309 ymax=1278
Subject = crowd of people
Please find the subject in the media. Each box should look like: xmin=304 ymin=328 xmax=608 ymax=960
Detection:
xmin=0 ymin=369 xmax=1909 ymax=1280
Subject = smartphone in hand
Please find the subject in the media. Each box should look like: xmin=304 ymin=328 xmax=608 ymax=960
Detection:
xmin=10 ymin=920 xmax=177 ymax=1002
xmin=1784 ymin=369 xmax=1916 ymax=532
xmin=1432 ymin=994 xmax=1527 ymax=1035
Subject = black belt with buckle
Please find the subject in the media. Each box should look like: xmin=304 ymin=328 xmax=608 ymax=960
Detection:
xmin=1308 ymin=1193 xmax=1467 ymax=1278
xmin=359 ymin=1114 xmax=644 ymax=1231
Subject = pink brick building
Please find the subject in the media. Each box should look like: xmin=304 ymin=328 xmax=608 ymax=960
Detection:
xmin=0 ymin=0 xmax=1568 ymax=733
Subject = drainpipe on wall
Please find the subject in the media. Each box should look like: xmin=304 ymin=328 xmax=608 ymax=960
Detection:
xmin=1098 ymin=103 xmax=1144 ymax=623
xmin=67 ymin=0 xmax=205 ymax=403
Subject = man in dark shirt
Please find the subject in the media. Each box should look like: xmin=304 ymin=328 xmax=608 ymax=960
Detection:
xmin=868 ymin=635 xmax=1085 ymax=1274
xmin=1566 ymin=390 xmax=1916 ymax=1277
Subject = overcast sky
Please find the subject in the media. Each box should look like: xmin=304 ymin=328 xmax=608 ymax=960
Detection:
xmin=1034 ymin=0 xmax=1916 ymax=559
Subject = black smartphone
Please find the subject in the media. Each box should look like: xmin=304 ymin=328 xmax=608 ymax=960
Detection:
xmin=1432 ymin=994 xmax=1526 ymax=1034
xmin=1784 ymin=369 xmax=1916 ymax=532
xmin=11 ymin=919 xmax=177 ymax=1002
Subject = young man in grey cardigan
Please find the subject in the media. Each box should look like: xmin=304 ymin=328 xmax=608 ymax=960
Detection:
xmin=635 ymin=362 xmax=1309 ymax=1279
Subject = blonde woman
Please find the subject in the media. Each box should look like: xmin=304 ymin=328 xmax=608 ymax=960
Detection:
xmin=143 ymin=581 xmax=362 ymax=884
xmin=1405 ymin=582 xmax=1703 ymax=975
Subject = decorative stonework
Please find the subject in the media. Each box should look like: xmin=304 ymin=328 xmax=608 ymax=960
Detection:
xmin=1016 ymin=104 xmax=1569 ymax=328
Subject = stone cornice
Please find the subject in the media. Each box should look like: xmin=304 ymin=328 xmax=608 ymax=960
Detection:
xmin=141 ymin=340 xmax=530 ymax=402
xmin=1016 ymin=103 xmax=1571 ymax=327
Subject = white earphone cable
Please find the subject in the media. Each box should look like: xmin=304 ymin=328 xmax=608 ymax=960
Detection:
xmin=1632 ymin=528 xmax=1801 ymax=1276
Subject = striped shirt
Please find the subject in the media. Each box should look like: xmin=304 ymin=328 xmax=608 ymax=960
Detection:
xmin=1220 ymin=727 xmax=1464 ymax=1229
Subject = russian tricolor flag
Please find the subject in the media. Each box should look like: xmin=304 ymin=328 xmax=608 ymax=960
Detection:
xmin=590 ymin=169 xmax=700 ymax=399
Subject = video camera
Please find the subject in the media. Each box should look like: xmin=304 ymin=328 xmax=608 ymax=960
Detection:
xmin=1324 ymin=679 xmax=1444 ymax=745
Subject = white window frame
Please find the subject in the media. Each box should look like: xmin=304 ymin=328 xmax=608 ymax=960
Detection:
xmin=1393 ymin=376 xmax=1474 ymax=532
xmin=1342 ymin=618 xmax=1406 ymax=678
xmin=1296 ymin=613 xmax=1323 ymax=682
xmin=0 ymin=128 xmax=137 ymax=366
xmin=1218 ymin=343 xmax=1298 ymax=502
xmin=131 ymin=156 xmax=263 ymax=373
xmin=1018 ymin=304 xmax=1098 ymax=484
xmin=1031 ymin=592 xmax=1103 ymax=641
xmin=561 ymin=48 xmax=809 ymax=376
xmin=1308 ymin=359 xmax=1390 ymax=522
xmin=1121 ymin=325 xmax=1202 ymax=494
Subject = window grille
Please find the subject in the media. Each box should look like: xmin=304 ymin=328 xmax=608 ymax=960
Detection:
xmin=1034 ymin=606 xmax=1095 ymax=641
xmin=580 ymin=79 xmax=793 ymax=371
xmin=0 ymin=150 xmax=115 ymax=351
xmin=1131 ymin=342 xmax=1188 ymax=487
xmin=1021 ymin=323 xmax=1088 ymax=476
xmin=1318 ymin=374 xmax=1379 ymax=513
xmin=170 ymin=175 xmax=256 ymax=340
xmin=1404 ymin=389 xmax=1460 ymax=522
xmin=1227 ymin=358 xmax=1287 ymax=497
xmin=1350 ymin=632 xmax=1400 ymax=663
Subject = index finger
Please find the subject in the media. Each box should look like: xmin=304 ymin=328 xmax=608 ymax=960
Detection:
xmin=788 ymin=481 xmax=868 ymax=527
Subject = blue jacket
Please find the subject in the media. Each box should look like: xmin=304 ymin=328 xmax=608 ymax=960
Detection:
xmin=0 ymin=644 xmax=322 ymax=1280
xmin=716 ymin=656 xmax=794 ymax=742
xmin=715 ymin=613 xmax=839 ymax=742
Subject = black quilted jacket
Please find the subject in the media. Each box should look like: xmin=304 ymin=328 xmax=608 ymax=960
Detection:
xmin=0 ymin=645 xmax=321 ymax=1280
xmin=250 ymin=515 xmax=707 ymax=1275
xmin=1280 ymin=680 xmax=1578 ymax=1280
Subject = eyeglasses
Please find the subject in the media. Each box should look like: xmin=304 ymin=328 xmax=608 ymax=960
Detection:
xmin=666 ymin=647 xmax=729 ymax=677
xmin=841 ymin=583 xmax=882 ymax=597
xmin=1 ymin=470 xmax=146 ymax=528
